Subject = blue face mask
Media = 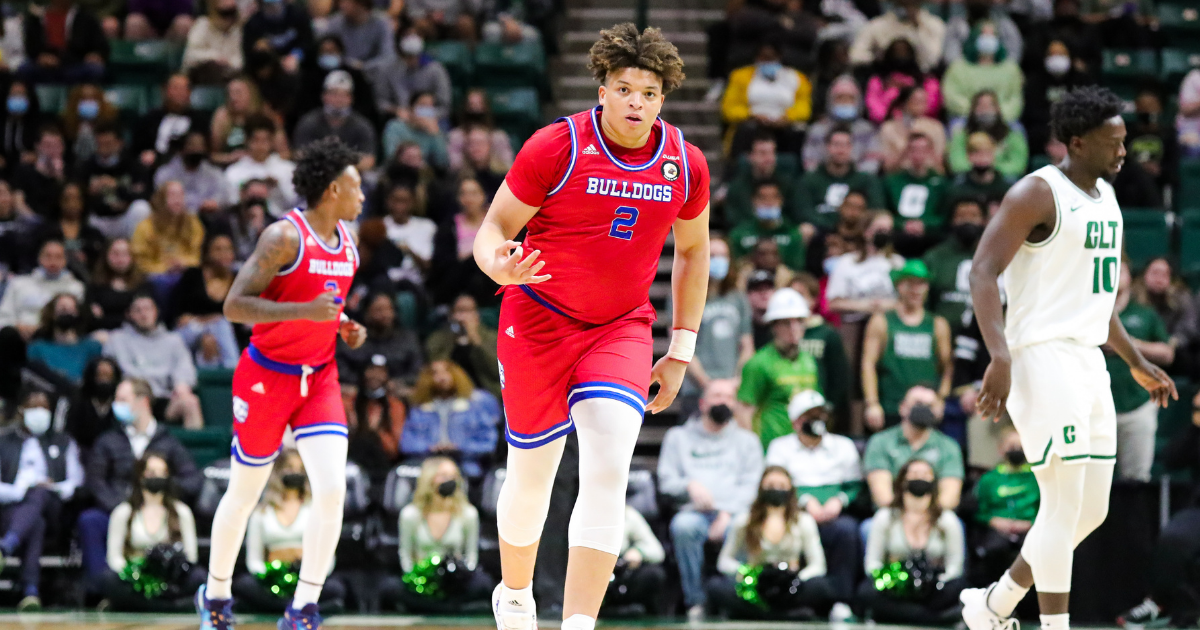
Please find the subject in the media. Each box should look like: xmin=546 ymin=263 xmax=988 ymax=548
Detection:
xmin=112 ymin=401 xmax=134 ymax=424
xmin=7 ymin=95 xmax=28 ymax=115
xmin=757 ymin=61 xmax=782 ymax=80
xmin=710 ymin=255 xmax=730 ymax=281
xmin=832 ymin=103 xmax=858 ymax=121
xmin=318 ymin=53 xmax=341 ymax=70
xmin=823 ymin=257 xmax=840 ymax=276
xmin=755 ymin=205 xmax=782 ymax=222
xmin=77 ymin=99 xmax=100 ymax=120
xmin=324 ymin=104 xmax=351 ymax=118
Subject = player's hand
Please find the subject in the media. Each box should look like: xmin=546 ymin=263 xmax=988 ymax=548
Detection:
xmin=304 ymin=289 xmax=344 ymax=322
xmin=646 ymin=356 xmax=686 ymax=414
xmin=489 ymin=241 xmax=550 ymax=285
xmin=977 ymin=357 xmax=1012 ymax=423
xmin=339 ymin=316 xmax=367 ymax=349
xmin=1132 ymin=359 xmax=1178 ymax=407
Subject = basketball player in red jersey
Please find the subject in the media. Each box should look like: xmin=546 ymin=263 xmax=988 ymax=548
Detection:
xmin=474 ymin=24 xmax=711 ymax=630
xmin=196 ymin=138 xmax=366 ymax=630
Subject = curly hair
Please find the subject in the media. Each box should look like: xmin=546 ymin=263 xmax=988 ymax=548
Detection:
xmin=292 ymin=137 xmax=361 ymax=208
xmin=588 ymin=23 xmax=685 ymax=94
xmin=1050 ymin=85 xmax=1125 ymax=144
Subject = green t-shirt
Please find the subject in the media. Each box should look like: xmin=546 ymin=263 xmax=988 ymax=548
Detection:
xmin=728 ymin=219 xmax=807 ymax=270
xmin=725 ymin=172 xmax=802 ymax=227
xmin=877 ymin=311 xmax=941 ymax=416
xmin=863 ymin=425 xmax=965 ymax=482
xmin=974 ymin=464 xmax=1040 ymax=523
xmin=799 ymin=317 xmax=851 ymax=423
xmin=884 ymin=170 xmax=949 ymax=231
xmin=922 ymin=239 xmax=975 ymax=333
xmin=673 ymin=291 xmax=754 ymax=396
xmin=795 ymin=165 xmax=886 ymax=230
xmin=947 ymin=173 xmax=1012 ymax=211
xmin=739 ymin=344 xmax=821 ymax=451
xmin=1107 ymin=302 xmax=1170 ymax=413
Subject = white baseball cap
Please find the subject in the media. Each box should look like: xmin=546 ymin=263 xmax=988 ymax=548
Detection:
xmin=324 ymin=70 xmax=354 ymax=92
xmin=763 ymin=287 xmax=811 ymax=323
xmin=788 ymin=389 xmax=827 ymax=421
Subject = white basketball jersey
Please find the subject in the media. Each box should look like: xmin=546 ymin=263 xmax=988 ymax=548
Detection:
xmin=1003 ymin=165 xmax=1123 ymax=350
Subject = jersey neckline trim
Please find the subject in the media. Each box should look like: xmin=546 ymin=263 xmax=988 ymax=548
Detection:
xmin=1051 ymin=165 xmax=1104 ymax=203
xmin=589 ymin=106 xmax=666 ymax=172
xmin=293 ymin=209 xmax=345 ymax=254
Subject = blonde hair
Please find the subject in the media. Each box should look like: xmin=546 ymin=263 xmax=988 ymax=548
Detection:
xmin=411 ymin=456 xmax=469 ymax=517
xmin=260 ymin=449 xmax=309 ymax=509
xmin=411 ymin=360 xmax=475 ymax=405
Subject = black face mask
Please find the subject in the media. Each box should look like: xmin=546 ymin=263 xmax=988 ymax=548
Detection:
xmin=953 ymin=222 xmax=985 ymax=247
xmin=971 ymin=163 xmax=993 ymax=176
xmin=800 ymin=418 xmax=828 ymax=437
xmin=182 ymin=153 xmax=204 ymax=168
xmin=143 ymin=477 xmax=170 ymax=494
xmin=905 ymin=479 xmax=934 ymax=497
xmin=761 ymin=488 xmax=792 ymax=507
xmin=54 ymin=313 xmax=78 ymax=331
xmin=709 ymin=403 xmax=733 ymax=426
xmin=437 ymin=479 xmax=457 ymax=497
xmin=872 ymin=231 xmax=892 ymax=250
xmin=1138 ymin=112 xmax=1159 ymax=126
xmin=907 ymin=403 xmax=937 ymax=429
xmin=217 ymin=6 xmax=238 ymax=18
xmin=282 ymin=473 xmax=307 ymax=489
xmin=1005 ymin=449 xmax=1027 ymax=466
xmin=94 ymin=380 xmax=116 ymax=400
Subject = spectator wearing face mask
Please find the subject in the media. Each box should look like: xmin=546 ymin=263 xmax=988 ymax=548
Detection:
xmin=426 ymin=294 xmax=500 ymax=401
xmin=447 ymin=89 xmax=515 ymax=172
xmin=797 ymin=126 xmax=886 ymax=231
xmin=922 ymin=197 xmax=987 ymax=335
xmin=884 ymin=134 xmax=948 ymax=256
xmin=132 ymin=75 xmax=212 ymax=169
xmin=241 ymin=0 xmax=314 ymax=76
xmin=730 ymin=182 xmax=807 ymax=271
xmin=942 ymin=0 xmax=1023 ymax=66
xmin=181 ymin=0 xmax=244 ymax=84
xmin=721 ymin=41 xmax=812 ymax=157
xmin=0 ymin=240 xmax=85 ymax=339
xmin=850 ymin=0 xmax=946 ymax=73
xmin=66 ymin=357 xmax=122 ymax=451
xmin=383 ymin=91 xmax=449 ymax=170
xmin=27 ymin=292 xmax=103 ymax=384
xmin=803 ymin=77 xmax=883 ymax=174
xmin=948 ymin=90 xmax=1029 ymax=180
xmin=947 ymin=134 xmax=1012 ymax=212
xmin=297 ymin=35 xmax=382 ymax=129
xmin=971 ymin=429 xmax=1038 ymax=585
xmin=74 ymin=125 xmax=152 ymax=240
xmin=366 ymin=30 xmax=453 ymax=123
xmin=292 ymin=70 xmax=378 ymax=171
xmin=337 ymin=292 xmax=425 ymax=392
xmin=804 ymin=190 xmax=869 ymax=282
xmin=863 ymin=386 xmax=964 ymax=510
xmin=878 ymin=86 xmax=947 ymax=175
xmin=1022 ymin=40 xmax=1086 ymax=156
xmin=942 ymin=23 xmax=1025 ymax=121
xmin=153 ymin=131 xmax=236 ymax=215
xmin=0 ymin=81 xmax=42 ymax=175
xmin=658 ymin=378 xmax=764 ymax=622
xmin=0 ymin=388 xmax=84 ymax=611
xmin=723 ymin=135 xmax=801 ymax=228
xmin=223 ymin=116 xmax=298 ymax=218
xmin=864 ymin=39 xmax=941 ymax=125
xmin=345 ymin=354 xmax=407 ymax=488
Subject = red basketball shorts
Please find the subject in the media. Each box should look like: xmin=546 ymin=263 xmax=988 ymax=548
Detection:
xmin=496 ymin=285 xmax=653 ymax=449
xmin=229 ymin=345 xmax=348 ymax=466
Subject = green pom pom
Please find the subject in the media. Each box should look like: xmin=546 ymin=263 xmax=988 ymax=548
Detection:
xmin=871 ymin=561 xmax=914 ymax=597
xmin=119 ymin=556 xmax=169 ymax=599
xmin=402 ymin=555 xmax=446 ymax=600
xmin=256 ymin=560 xmax=300 ymax=598
xmin=734 ymin=564 xmax=769 ymax=611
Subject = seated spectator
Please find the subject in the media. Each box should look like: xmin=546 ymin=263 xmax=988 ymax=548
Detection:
xmin=101 ymin=452 xmax=205 ymax=611
xmin=481 ymin=2 xmax=542 ymax=45
xmin=383 ymin=92 xmax=449 ymax=171
xmin=0 ymin=181 xmax=31 ymax=280
xmin=224 ymin=116 xmax=298 ymax=218
xmin=325 ymin=0 xmax=394 ymax=70
xmin=825 ymin=212 xmax=901 ymax=353
xmin=726 ymin=0 xmax=820 ymax=72
xmin=62 ymin=83 xmax=117 ymax=163
xmin=346 ymin=354 xmax=408 ymax=487
xmin=426 ymin=294 xmax=500 ymax=401
xmin=1079 ymin=0 xmax=1153 ymax=47
xmin=381 ymin=184 xmax=436 ymax=284
xmin=864 ymin=39 xmax=941 ymax=125
xmin=241 ymin=0 xmax=314 ymax=76
xmin=883 ymin=134 xmax=949 ymax=255
xmin=429 ymin=178 xmax=499 ymax=307
xmin=730 ymin=182 xmax=807 ymax=271
xmin=399 ymin=360 xmax=500 ymax=479
xmin=1126 ymin=89 xmax=1178 ymax=194
xmin=19 ymin=0 xmax=108 ymax=84
xmin=721 ymin=42 xmax=811 ymax=157
xmin=181 ymin=0 xmax=244 ymax=84
xmin=947 ymin=134 xmax=1012 ymax=213
xmin=802 ymin=76 xmax=882 ymax=174
xmin=0 ymin=388 xmax=84 ymax=611
xmin=604 ymin=504 xmax=667 ymax=616
xmin=380 ymin=456 xmax=490 ymax=612
xmin=87 ymin=239 xmax=149 ymax=333
xmin=36 ymin=181 xmax=107 ymax=279
xmin=232 ymin=450 xmax=348 ymax=612
xmin=660 ymin=379 xmax=763 ymax=620
xmin=228 ymin=188 xmax=269 ymax=261
xmin=103 ymin=295 xmax=203 ymax=428
xmin=805 ymin=190 xmax=869 ymax=282
xmin=1180 ymin=68 xmax=1200 ymax=158
xmin=351 ymin=218 xmax=421 ymax=300
xmin=943 ymin=0 xmax=1022 ymax=65
xmin=863 ymin=385 xmax=964 ymax=510
xmin=13 ymin=126 xmax=69 ymax=216
xmin=210 ymin=76 xmax=289 ymax=167
xmin=849 ymin=0 xmax=946 ymax=73
xmin=738 ymin=239 xmax=799 ymax=301
xmin=66 ymin=356 xmax=122 ymax=450
xmin=0 ymin=80 xmax=42 ymax=173
xmin=922 ymin=197 xmax=987 ymax=334
xmin=133 ymin=74 xmax=212 ymax=169
xmin=723 ymin=135 xmax=799 ymax=228
xmin=740 ymin=288 xmax=820 ymax=449
xmin=1135 ymin=257 xmax=1199 ymax=366
xmin=456 ymin=126 xmax=508 ymax=199
xmin=78 ymin=377 xmax=201 ymax=589
xmin=766 ymin=390 xmax=862 ymax=612
xmin=27 ymin=292 xmax=103 ymax=384
xmin=169 ymin=234 xmax=240 ymax=369
xmin=797 ymin=125 xmax=886 ymax=231
xmin=878 ymin=86 xmax=946 ymax=174
xmin=971 ymin=429 xmax=1038 ymax=584
xmin=948 ymin=90 xmax=1029 ymax=179
xmin=857 ymin=458 xmax=966 ymax=624
xmin=75 ymin=125 xmax=152 ymax=241
xmin=942 ymin=24 xmax=1024 ymax=122
xmin=0 ymin=240 xmax=85 ymax=339
xmin=406 ymin=0 xmax=477 ymax=42
xmin=448 ymin=89 xmax=515 ymax=172
xmin=381 ymin=143 xmax=439 ymax=221
xmin=1023 ymin=40 xmax=1086 ymax=155
xmin=154 ymin=132 xmax=236 ymax=217
xmin=709 ymin=466 xmax=834 ymax=620
xmin=367 ymin=30 xmax=453 ymax=122
xmin=293 ymin=70 xmax=378 ymax=171
xmin=123 ymin=0 xmax=193 ymax=41
xmin=297 ymin=35 xmax=381 ymax=128
xmin=130 ymin=181 xmax=206 ymax=278
xmin=338 ymin=292 xmax=425 ymax=392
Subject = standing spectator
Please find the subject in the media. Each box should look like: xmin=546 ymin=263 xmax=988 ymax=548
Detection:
xmin=337 ymin=292 xmax=425 ymax=391
xmin=883 ymin=134 xmax=949 ymax=254
xmin=210 ymin=76 xmax=289 ymax=167
xmin=0 ymin=240 xmax=85 ymax=339
xmin=862 ymin=260 xmax=953 ymax=429
xmin=346 ymin=354 xmax=407 ymax=485
xmin=325 ymin=0 xmax=395 ymax=69
xmin=947 ymin=90 xmax=1029 ymax=179
xmin=181 ymin=0 xmax=244 ymax=84
xmin=942 ymin=24 xmax=1024 ymax=121
xmin=923 ymin=197 xmax=987 ymax=334
xmin=1126 ymin=90 xmax=1179 ymax=194
xmin=381 ymin=184 xmax=436 ymax=284
xmin=366 ymin=30 xmax=453 ymax=122
xmin=1022 ymin=40 xmax=1086 ymax=156
xmin=428 ymin=178 xmax=499 ymax=307
xmin=87 ymin=239 xmax=148 ymax=333
xmin=169 ymin=234 xmax=240 ymax=369
xmin=152 ymin=131 xmax=235 ymax=214
xmin=825 ymin=213 xmax=902 ymax=372
xmin=723 ymin=135 xmax=800 ymax=228
xmin=27 ymin=293 xmax=103 ymax=384
xmin=426 ymin=294 xmax=500 ymax=401
xmin=849 ymin=0 xmax=947 ymax=73
xmin=0 ymin=81 xmax=42 ymax=173
xmin=382 ymin=92 xmax=449 ymax=170
xmin=863 ymin=385 xmax=964 ymax=510
xmin=103 ymin=295 xmax=203 ymax=428
xmin=972 ymin=429 xmax=1038 ymax=584
xmin=729 ymin=182 xmax=807 ymax=271
xmin=406 ymin=0 xmax=477 ymax=42
xmin=947 ymin=134 xmax=1012 ymax=212
xmin=224 ymin=116 xmax=298 ymax=218
xmin=123 ymin=0 xmax=194 ymax=41
xmin=75 ymin=125 xmax=152 ymax=241
xmin=797 ymin=126 xmax=886 ymax=230
xmin=133 ymin=74 xmax=211 ymax=168
xmin=765 ymin=390 xmax=863 ymax=614
xmin=66 ymin=356 xmax=121 ymax=450
xmin=62 ymin=84 xmax=118 ymax=163
xmin=803 ymin=77 xmax=883 ymax=174
xmin=399 ymin=360 xmax=500 ymax=478
xmin=447 ymin=89 xmax=514 ymax=172
xmin=293 ymin=70 xmax=378 ymax=170
xmin=721 ymin=42 xmax=812 ymax=157
xmin=1135 ymin=257 xmax=1200 ymax=363
xmin=943 ymin=0 xmax=1023 ymax=65
xmin=131 ymin=181 xmax=205 ymax=281
xmin=740 ymin=288 xmax=821 ymax=449
xmin=864 ymin=39 xmax=941 ymax=125
xmin=658 ymin=378 xmax=764 ymax=621
xmin=878 ymin=86 xmax=947 ymax=174
xmin=296 ymin=35 xmax=381 ymax=128
xmin=19 ymin=0 xmax=108 ymax=84
xmin=241 ymin=0 xmax=314 ymax=76
xmin=13 ymin=126 xmax=68 ymax=216
xmin=35 ymin=181 xmax=107 ymax=279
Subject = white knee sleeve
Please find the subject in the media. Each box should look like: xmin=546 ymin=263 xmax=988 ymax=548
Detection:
xmin=207 ymin=459 xmax=275 ymax=597
xmin=294 ymin=435 xmax=347 ymax=594
xmin=568 ymin=397 xmax=641 ymax=555
xmin=1072 ymin=462 xmax=1113 ymax=547
xmin=496 ymin=437 xmax=565 ymax=547
xmin=1021 ymin=459 xmax=1087 ymax=592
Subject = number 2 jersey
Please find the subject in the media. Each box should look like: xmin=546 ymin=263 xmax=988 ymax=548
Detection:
xmin=504 ymin=106 xmax=710 ymax=325
xmin=1003 ymin=164 xmax=1122 ymax=350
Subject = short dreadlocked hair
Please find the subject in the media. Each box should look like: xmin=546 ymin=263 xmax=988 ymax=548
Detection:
xmin=1050 ymin=86 xmax=1125 ymax=145
xmin=588 ymin=23 xmax=686 ymax=94
xmin=292 ymin=137 xmax=361 ymax=208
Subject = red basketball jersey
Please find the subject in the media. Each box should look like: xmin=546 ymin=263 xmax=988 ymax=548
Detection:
xmin=249 ymin=209 xmax=359 ymax=366
xmin=504 ymin=106 xmax=710 ymax=325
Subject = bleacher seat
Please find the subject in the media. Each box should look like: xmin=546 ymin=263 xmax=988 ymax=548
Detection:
xmin=1121 ymin=208 xmax=1171 ymax=269
xmin=1160 ymin=48 xmax=1200 ymax=83
xmin=105 ymin=85 xmax=149 ymax=130
xmin=1180 ymin=209 xmax=1200 ymax=283
xmin=427 ymin=40 xmax=473 ymax=88
xmin=168 ymin=425 xmax=232 ymax=468
xmin=626 ymin=467 xmax=658 ymax=521
xmin=473 ymin=42 xmax=545 ymax=89
xmin=381 ymin=462 xmax=423 ymax=519
xmin=35 ymin=84 xmax=66 ymax=114
xmin=190 ymin=85 xmax=226 ymax=112
xmin=109 ymin=39 xmax=179 ymax=84
xmin=1179 ymin=159 xmax=1200 ymax=210
xmin=489 ymin=87 xmax=541 ymax=144
xmin=197 ymin=368 xmax=234 ymax=428
xmin=1101 ymin=49 xmax=1159 ymax=87
xmin=1158 ymin=2 xmax=1200 ymax=42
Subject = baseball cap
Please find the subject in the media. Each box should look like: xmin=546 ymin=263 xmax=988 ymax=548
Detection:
xmin=324 ymin=70 xmax=354 ymax=92
xmin=763 ymin=287 xmax=811 ymax=322
xmin=788 ymin=389 xmax=827 ymax=421
xmin=747 ymin=269 xmax=776 ymax=290
xmin=890 ymin=259 xmax=930 ymax=284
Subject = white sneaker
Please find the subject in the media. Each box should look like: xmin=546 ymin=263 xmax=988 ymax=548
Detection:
xmin=961 ymin=587 xmax=1019 ymax=630
xmin=493 ymin=584 xmax=538 ymax=630
xmin=686 ymin=604 xmax=704 ymax=624
xmin=830 ymin=602 xmax=855 ymax=622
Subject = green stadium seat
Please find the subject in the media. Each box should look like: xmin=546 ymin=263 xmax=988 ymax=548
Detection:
xmin=190 ymin=85 xmax=226 ymax=111
xmin=489 ymin=87 xmax=540 ymax=129
xmin=1122 ymin=208 xmax=1171 ymax=269
xmin=104 ymin=85 xmax=149 ymax=115
xmin=1101 ymin=48 xmax=1158 ymax=82
xmin=196 ymin=368 xmax=235 ymax=429
xmin=168 ymin=425 xmax=233 ymax=468
xmin=736 ymin=152 xmax=800 ymax=178
xmin=1179 ymin=159 xmax=1200 ymax=210
xmin=1180 ymin=209 xmax=1200 ymax=283
xmin=395 ymin=290 xmax=419 ymax=331
xmin=109 ymin=39 xmax=179 ymax=84
xmin=427 ymin=40 xmax=473 ymax=88
xmin=1158 ymin=2 xmax=1200 ymax=35
xmin=473 ymin=41 xmax=545 ymax=88
xmin=34 ymin=84 xmax=66 ymax=114
xmin=1152 ymin=376 xmax=1197 ymax=479
xmin=1160 ymin=48 xmax=1200 ymax=83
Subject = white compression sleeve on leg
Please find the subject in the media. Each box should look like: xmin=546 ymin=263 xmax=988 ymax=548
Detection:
xmin=293 ymin=434 xmax=348 ymax=607
xmin=1072 ymin=461 xmax=1114 ymax=546
xmin=207 ymin=459 xmax=275 ymax=599
xmin=1020 ymin=458 xmax=1087 ymax=593
xmin=495 ymin=437 xmax=566 ymax=548
xmin=568 ymin=397 xmax=642 ymax=554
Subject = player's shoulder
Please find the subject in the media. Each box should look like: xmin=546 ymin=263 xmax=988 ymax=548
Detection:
xmin=255 ymin=215 xmax=302 ymax=263
xmin=681 ymin=140 xmax=710 ymax=172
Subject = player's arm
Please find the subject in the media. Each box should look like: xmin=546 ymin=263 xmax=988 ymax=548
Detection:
xmin=223 ymin=221 xmax=337 ymax=324
xmin=647 ymin=204 xmax=711 ymax=414
xmin=968 ymin=176 xmax=1057 ymax=422
xmin=472 ymin=181 xmax=549 ymax=286
xmin=1108 ymin=311 xmax=1178 ymax=406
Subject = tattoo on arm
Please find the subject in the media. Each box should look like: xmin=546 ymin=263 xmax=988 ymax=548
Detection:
xmin=223 ymin=221 xmax=306 ymax=324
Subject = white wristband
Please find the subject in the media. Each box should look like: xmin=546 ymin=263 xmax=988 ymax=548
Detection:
xmin=666 ymin=328 xmax=697 ymax=363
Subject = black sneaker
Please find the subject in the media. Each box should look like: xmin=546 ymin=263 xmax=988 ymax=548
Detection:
xmin=1119 ymin=598 xmax=1164 ymax=628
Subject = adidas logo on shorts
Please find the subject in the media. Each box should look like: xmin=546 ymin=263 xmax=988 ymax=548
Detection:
xmin=506 ymin=326 xmax=515 ymax=338
xmin=582 ymin=144 xmax=599 ymax=155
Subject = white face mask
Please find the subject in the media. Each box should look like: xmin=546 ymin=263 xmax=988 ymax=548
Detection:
xmin=1044 ymin=54 xmax=1071 ymax=77
xmin=975 ymin=34 xmax=1000 ymax=56
xmin=24 ymin=407 xmax=51 ymax=436
xmin=400 ymin=35 xmax=423 ymax=56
